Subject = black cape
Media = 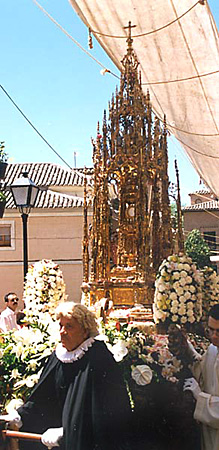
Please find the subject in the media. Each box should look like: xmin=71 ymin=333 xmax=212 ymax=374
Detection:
xmin=18 ymin=340 xmax=133 ymax=450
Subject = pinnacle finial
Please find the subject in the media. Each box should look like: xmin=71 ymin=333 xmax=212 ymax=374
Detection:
xmin=124 ymin=21 xmax=136 ymax=50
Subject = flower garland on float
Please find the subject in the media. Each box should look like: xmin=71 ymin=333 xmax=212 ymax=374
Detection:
xmin=201 ymin=266 xmax=219 ymax=322
xmin=99 ymin=318 xmax=209 ymax=447
xmin=0 ymin=259 xmax=66 ymax=411
xmin=153 ymin=254 xmax=202 ymax=328
xmin=23 ymin=259 xmax=66 ymax=322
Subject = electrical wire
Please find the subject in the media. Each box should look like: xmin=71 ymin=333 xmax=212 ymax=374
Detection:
xmin=33 ymin=0 xmax=120 ymax=80
xmin=0 ymin=84 xmax=72 ymax=170
xmin=0 ymin=85 xmax=93 ymax=181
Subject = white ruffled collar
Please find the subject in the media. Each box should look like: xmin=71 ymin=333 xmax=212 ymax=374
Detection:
xmin=55 ymin=337 xmax=95 ymax=363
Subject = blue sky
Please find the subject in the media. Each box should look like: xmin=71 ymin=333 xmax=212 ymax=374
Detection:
xmin=1 ymin=0 xmax=218 ymax=204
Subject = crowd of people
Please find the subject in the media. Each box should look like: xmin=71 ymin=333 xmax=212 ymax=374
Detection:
xmin=0 ymin=295 xmax=219 ymax=450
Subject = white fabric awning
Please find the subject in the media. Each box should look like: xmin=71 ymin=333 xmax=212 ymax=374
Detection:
xmin=69 ymin=0 xmax=219 ymax=196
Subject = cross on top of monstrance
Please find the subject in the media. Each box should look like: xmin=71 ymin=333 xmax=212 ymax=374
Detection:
xmin=124 ymin=21 xmax=136 ymax=49
xmin=122 ymin=21 xmax=138 ymax=69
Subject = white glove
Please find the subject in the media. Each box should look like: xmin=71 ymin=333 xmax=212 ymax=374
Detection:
xmin=0 ymin=410 xmax=22 ymax=428
xmin=183 ymin=377 xmax=201 ymax=400
xmin=41 ymin=427 xmax=63 ymax=449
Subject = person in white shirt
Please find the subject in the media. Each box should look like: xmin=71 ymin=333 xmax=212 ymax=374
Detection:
xmin=184 ymin=304 xmax=219 ymax=450
xmin=0 ymin=292 xmax=20 ymax=332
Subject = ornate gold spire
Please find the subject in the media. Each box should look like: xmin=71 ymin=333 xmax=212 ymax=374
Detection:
xmin=83 ymin=28 xmax=173 ymax=306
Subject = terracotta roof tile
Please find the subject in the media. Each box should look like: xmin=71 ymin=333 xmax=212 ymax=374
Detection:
xmin=189 ymin=189 xmax=211 ymax=195
xmin=3 ymin=163 xmax=90 ymax=210
xmin=183 ymin=200 xmax=219 ymax=211
xmin=4 ymin=163 xmax=93 ymax=187
xmin=5 ymin=189 xmax=83 ymax=210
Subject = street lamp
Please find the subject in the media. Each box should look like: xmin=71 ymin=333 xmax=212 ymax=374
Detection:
xmin=9 ymin=172 xmax=41 ymax=280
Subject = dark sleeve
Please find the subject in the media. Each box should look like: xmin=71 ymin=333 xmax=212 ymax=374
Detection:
xmin=90 ymin=342 xmax=133 ymax=450
xmin=17 ymin=353 xmax=62 ymax=434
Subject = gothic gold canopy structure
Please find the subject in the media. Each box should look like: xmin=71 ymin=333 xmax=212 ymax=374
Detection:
xmin=82 ymin=27 xmax=174 ymax=307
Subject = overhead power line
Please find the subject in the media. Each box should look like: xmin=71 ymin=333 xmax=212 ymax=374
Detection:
xmin=0 ymin=84 xmax=72 ymax=170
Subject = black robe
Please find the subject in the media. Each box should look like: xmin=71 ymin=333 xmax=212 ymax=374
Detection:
xmin=18 ymin=340 xmax=133 ymax=450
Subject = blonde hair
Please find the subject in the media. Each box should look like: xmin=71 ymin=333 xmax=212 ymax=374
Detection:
xmin=55 ymin=302 xmax=99 ymax=337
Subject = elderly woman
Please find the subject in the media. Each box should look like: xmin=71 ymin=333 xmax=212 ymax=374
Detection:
xmin=8 ymin=302 xmax=133 ymax=450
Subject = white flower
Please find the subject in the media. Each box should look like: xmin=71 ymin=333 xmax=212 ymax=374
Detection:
xmin=25 ymin=374 xmax=39 ymax=388
xmin=11 ymin=369 xmax=20 ymax=379
xmin=179 ymin=278 xmax=187 ymax=287
xmin=186 ymin=276 xmax=192 ymax=284
xmin=180 ymin=271 xmax=187 ymax=278
xmin=181 ymin=316 xmax=187 ymax=324
xmin=179 ymin=295 xmax=186 ymax=303
xmin=153 ymin=307 xmax=167 ymax=323
xmin=189 ymin=285 xmax=196 ymax=293
xmin=15 ymin=342 xmax=24 ymax=358
xmin=170 ymin=307 xmax=178 ymax=314
xmin=183 ymin=264 xmax=191 ymax=271
xmin=172 ymin=300 xmax=179 ymax=307
xmin=175 ymin=287 xmax=184 ymax=296
xmin=5 ymin=399 xmax=24 ymax=414
xmin=184 ymin=291 xmax=191 ymax=300
xmin=158 ymin=283 xmax=166 ymax=292
xmin=173 ymin=272 xmax=180 ymax=280
xmin=188 ymin=316 xmax=195 ymax=323
xmin=28 ymin=360 xmax=38 ymax=370
xmin=178 ymin=307 xmax=186 ymax=316
xmin=110 ymin=340 xmax=128 ymax=362
xmin=131 ymin=365 xmax=153 ymax=385
xmin=169 ymin=292 xmax=177 ymax=301
xmin=187 ymin=302 xmax=194 ymax=309
xmin=172 ymin=315 xmax=178 ymax=322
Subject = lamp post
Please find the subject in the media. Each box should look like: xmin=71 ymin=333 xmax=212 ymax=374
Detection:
xmin=9 ymin=172 xmax=41 ymax=280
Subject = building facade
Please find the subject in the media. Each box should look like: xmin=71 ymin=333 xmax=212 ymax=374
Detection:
xmin=183 ymin=188 xmax=219 ymax=272
xmin=0 ymin=163 xmax=92 ymax=312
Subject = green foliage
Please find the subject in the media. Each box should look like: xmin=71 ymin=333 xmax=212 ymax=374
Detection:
xmin=184 ymin=229 xmax=211 ymax=269
xmin=0 ymin=191 xmax=6 ymax=202
xmin=170 ymin=203 xmax=177 ymax=230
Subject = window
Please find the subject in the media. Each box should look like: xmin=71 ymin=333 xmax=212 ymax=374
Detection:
xmin=0 ymin=225 xmax=11 ymax=247
xmin=0 ymin=221 xmax=15 ymax=250
xmin=203 ymin=231 xmax=216 ymax=250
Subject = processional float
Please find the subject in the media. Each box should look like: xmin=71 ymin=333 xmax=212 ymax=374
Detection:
xmin=82 ymin=23 xmax=183 ymax=315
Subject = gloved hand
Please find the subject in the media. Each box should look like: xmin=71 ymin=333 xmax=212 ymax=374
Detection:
xmin=0 ymin=410 xmax=22 ymax=428
xmin=41 ymin=427 xmax=63 ymax=449
xmin=183 ymin=377 xmax=201 ymax=400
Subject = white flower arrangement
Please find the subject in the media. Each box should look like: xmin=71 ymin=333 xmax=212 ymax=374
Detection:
xmin=0 ymin=321 xmax=60 ymax=408
xmin=201 ymin=266 xmax=219 ymax=320
xmin=100 ymin=320 xmax=184 ymax=387
xmin=153 ymin=254 xmax=202 ymax=327
xmin=0 ymin=259 xmax=66 ymax=410
xmin=23 ymin=259 xmax=67 ymax=322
